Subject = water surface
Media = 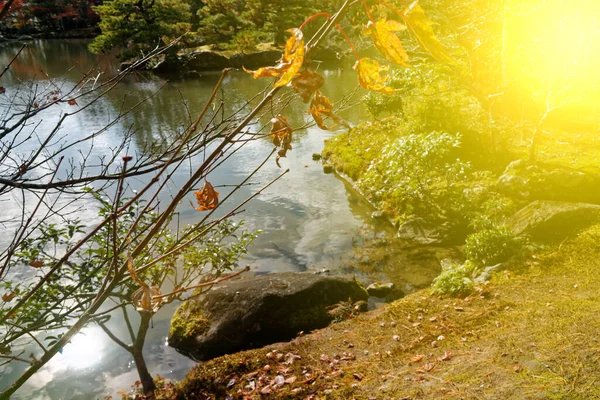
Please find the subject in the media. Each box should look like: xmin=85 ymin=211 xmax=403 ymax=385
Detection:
xmin=0 ymin=39 xmax=440 ymax=399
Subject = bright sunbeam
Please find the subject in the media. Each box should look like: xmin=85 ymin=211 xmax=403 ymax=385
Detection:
xmin=503 ymin=0 xmax=600 ymax=111
xmin=57 ymin=327 xmax=106 ymax=370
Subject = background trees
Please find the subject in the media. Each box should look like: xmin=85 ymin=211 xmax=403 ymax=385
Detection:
xmin=90 ymin=0 xmax=192 ymax=58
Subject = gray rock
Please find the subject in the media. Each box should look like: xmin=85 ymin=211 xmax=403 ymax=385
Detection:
xmin=366 ymin=282 xmax=395 ymax=297
xmin=397 ymin=217 xmax=446 ymax=245
xmin=474 ymin=263 xmax=504 ymax=283
xmin=498 ymin=160 xmax=600 ymax=204
xmin=230 ymin=50 xmax=282 ymax=69
xmin=187 ymin=50 xmax=231 ymax=71
xmin=366 ymin=282 xmax=404 ymax=302
xmin=507 ymin=200 xmax=600 ymax=242
xmin=168 ymin=272 xmax=368 ymax=361
xmin=151 ymin=56 xmax=183 ymax=76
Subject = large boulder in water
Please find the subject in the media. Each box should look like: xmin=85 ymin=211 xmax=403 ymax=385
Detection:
xmin=168 ymin=272 xmax=368 ymax=361
xmin=507 ymin=200 xmax=600 ymax=241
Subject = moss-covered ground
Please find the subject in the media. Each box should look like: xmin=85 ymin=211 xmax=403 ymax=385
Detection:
xmin=157 ymin=224 xmax=600 ymax=399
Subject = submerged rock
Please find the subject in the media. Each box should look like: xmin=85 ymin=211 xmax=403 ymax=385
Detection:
xmin=168 ymin=272 xmax=368 ymax=361
xmin=507 ymin=200 xmax=600 ymax=242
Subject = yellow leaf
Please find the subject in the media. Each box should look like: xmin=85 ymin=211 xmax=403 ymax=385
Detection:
xmin=353 ymin=58 xmax=395 ymax=95
xmin=243 ymin=28 xmax=305 ymax=88
xmin=363 ymin=16 xmax=409 ymax=67
xmin=402 ymin=1 xmax=455 ymax=65
xmin=275 ymin=28 xmax=305 ymax=87
xmin=308 ymin=91 xmax=350 ymax=130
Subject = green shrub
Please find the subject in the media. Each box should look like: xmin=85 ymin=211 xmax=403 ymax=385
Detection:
xmin=465 ymin=225 xmax=523 ymax=266
xmin=431 ymin=261 xmax=477 ymax=297
xmin=357 ymin=130 xmax=472 ymax=227
xmin=229 ymin=30 xmax=262 ymax=53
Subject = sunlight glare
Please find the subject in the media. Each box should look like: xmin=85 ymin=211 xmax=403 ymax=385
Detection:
xmin=504 ymin=0 xmax=600 ymax=108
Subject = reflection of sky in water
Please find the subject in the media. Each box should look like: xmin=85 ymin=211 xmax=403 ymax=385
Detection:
xmin=0 ymin=40 xmax=388 ymax=399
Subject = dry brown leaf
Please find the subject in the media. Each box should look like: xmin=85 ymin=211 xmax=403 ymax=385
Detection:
xmin=363 ymin=16 xmax=409 ymax=67
xmin=354 ymin=57 xmax=395 ymax=95
xmin=128 ymin=255 xmax=163 ymax=313
xmin=194 ymin=181 xmax=219 ymax=211
xmin=269 ymin=116 xmax=293 ymax=168
xmin=439 ymin=351 xmax=452 ymax=361
xmin=244 ymin=28 xmax=305 ymax=88
xmin=2 ymin=292 xmax=16 ymax=302
xmin=67 ymin=99 xmax=77 ymax=106
xmin=28 ymin=260 xmax=44 ymax=268
xmin=308 ymin=91 xmax=350 ymax=130
xmin=410 ymin=354 xmax=423 ymax=363
xmin=401 ymin=1 xmax=455 ymax=65
xmin=291 ymin=69 xmax=325 ymax=102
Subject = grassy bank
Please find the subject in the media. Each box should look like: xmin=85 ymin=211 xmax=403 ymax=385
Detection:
xmin=157 ymin=225 xmax=600 ymax=399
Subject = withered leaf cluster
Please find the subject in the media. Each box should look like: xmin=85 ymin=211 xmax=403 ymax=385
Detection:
xmin=194 ymin=181 xmax=219 ymax=211
xmin=269 ymin=115 xmax=293 ymax=168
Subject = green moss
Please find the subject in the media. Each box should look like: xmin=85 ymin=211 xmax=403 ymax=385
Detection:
xmin=322 ymin=116 xmax=407 ymax=181
xmin=169 ymin=301 xmax=210 ymax=340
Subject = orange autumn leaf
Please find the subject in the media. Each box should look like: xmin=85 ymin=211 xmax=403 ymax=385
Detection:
xmin=363 ymin=16 xmax=409 ymax=67
xmin=269 ymin=115 xmax=293 ymax=168
xmin=401 ymin=1 xmax=454 ymax=65
xmin=410 ymin=354 xmax=423 ymax=363
xmin=28 ymin=260 xmax=44 ymax=268
xmin=67 ymin=99 xmax=78 ymax=106
xmin=244 ymin=28 xmax=305 ymax=88
xmin=308 ymin=91 xmax=350 ymax=131
xmin=291 ymin=70 xmax=325 ymax=103
xmin=354 ymin=57 xmax=395 ymax=95
xmin=2 ymin=292 xmax=16 ymax=302
xmin=194 ymin=181 xmax=219 ymax=211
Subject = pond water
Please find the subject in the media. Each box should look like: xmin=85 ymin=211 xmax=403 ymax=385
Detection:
xmin=0 ymin=39 xmax=442 ymax=399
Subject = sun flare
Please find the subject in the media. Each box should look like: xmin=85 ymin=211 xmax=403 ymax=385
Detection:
xmin=503 ymin=0 xmax=600 ymax=109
